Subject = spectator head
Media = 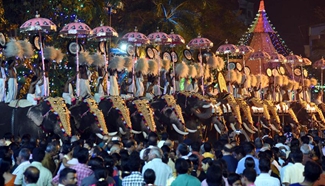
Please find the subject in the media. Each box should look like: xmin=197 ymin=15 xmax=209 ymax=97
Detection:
xmin=242 ymin=142 xmax=255 ymax=156
xmin=77 ymin=147 xmax=90 ymax=164
xmin=291 ymin=150 xmax=303 ymax=163
xmin=125 ymin=139 xmax=137 ymax=151
xmin=88 ymin=156 xmax=104 ymax=170
xmin=176 ymin=143 xmax=189 ymax=157
xmin=301 ymin=136 xmax=309 ymax=145
xmin=304 ymin=161 xmax=322 ymax=183
xmin=148 ymin=132 xmax=158 ymax=146
xmin=227 ymin=173 xmax=242 ymax=186
xmin=233 ymin=146 xmax=244 ymax=161
xmin=222 ymin=144 xmax=233 ymax=155
xmin=278 ymin=136 xmax=286 ymax=144
xmin=0 ymin=156 xmax=13 ymax=174
xmin=45 ymin=142 xmax=60 ymax=156
xmin=241 ymin=168 xmax=256 ymax=184
xmin=300 ymin=144 xmax=311 ymax=155
xmin=206 ymin=165 xmax=223 ymax=186
xmin=161 ymin=132 xmax=169 ymax=141
xmin=290 ymin=138 xmax=300 ymax=147
xmin=128 ymin=151 xmax=141 ymax=172
xmin=254 ymin=138 xmax=263 ymax=149
xmin=18 ymin=148 xmax=31 ymax=162
xmin=144 ymin=169 xmax=156 ymax=184
xmin=203 ymin=142 xmax=212 ymax=153
xmin=59 ymin=168 xmax=77 ymax=185
xmin=163 ymin=140 xmax=174 ymax=149
xmin=94 ymin=167 xmax=109 ymax=186
xmin=259 ymin=157 xmax=271 ymax=173
xmin=188 ymin=154 xmax=199 ymax=171
xmin=148 ymin=147 xmax=163 ymax=160
xmin=202 ymin=158 xmax=213 ymax=172
xmin=191 ymin=141 xmax=201 ymax=152
xmin=23 ymin=166 xmax=39 ymax=184
xmin=244 ymin=157 xmax=255 ymax=169
xmin=32 ymin=148 xmax=45 ymax=162
xmin=175 ymin=158 xmax=189 ymax=174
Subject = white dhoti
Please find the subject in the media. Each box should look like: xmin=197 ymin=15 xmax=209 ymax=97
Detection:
xmin=38 ymin=77 xmax=50 ymax=97
xmin=175 ymin=80 xmax=180 ymax=92
xmin=94 ymin=84 xmax=104 ymax=103
xmin=5 ymin=78 xmax=17 ymax=103
xmin=135 ymin=75 xmax=144 ymax=97
xmin=62 ymin=84 xmax=75 ymax=105
xmin=0 ymin=78 xmax=6 ymax=102
xmin=27 ymin=93 xmax=39 ymax=105
xmin=79 ymin=79 xmax=91 ymax=98
xmin=109 ymin=75 xmax=119 ymax=96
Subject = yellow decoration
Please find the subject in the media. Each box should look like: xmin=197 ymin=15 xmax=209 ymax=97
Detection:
xmin=225 ymin=94 xmax=242 ymax=125
xmin=263 ymin=100 xmax=280 ymax=124
xmin=236 ymin=98 xmax=253 ymax=125
xmin=133 ymin=99 xmax=156 ymax=132
xmin=84 ymin=98 xmax=108 ymax=135
xmin=47 ymin=97 xmax=71 ymax=136
xmin=110 ymin=96 xmax=132 ymax=129
xmin=163 ymin=95 xmax=185 ymax=124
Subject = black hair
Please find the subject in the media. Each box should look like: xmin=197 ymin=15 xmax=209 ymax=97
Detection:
xmin=203 ymin=142 xmax=212 ymax=152
xmin=59 ymin=168 xmax=77 ymax=183
xmin=259 ymin=157 xmax=271 ymax=173
xmin=94 ymin=167 xmax=109 ymax=186
xmin=144 ymin=168 xmax=156 ymax=184
xmin=244 ymin=157 xmax=255 ymax=169
xmin=161 ymin=145 xmax=170 ymax=164
xmin=128 ymin=151 xmax=141 ymax=171
xmin=191 ymin=141 xmax=201 ymax=152
xmin=278 ymin=136 xmax=286 ymax=144
xmin=125 ymin=140 xmax=135 ymax=148
xmin=88 ymin=156 xmax=104 ymax=170
xmin=322 ymin=156 xmax=325 ymax=171
xmin=19 ymin=148 xmax=31 ymax=161
xmin=301 ymin=136 xmax=310 ymax=144
xmin=291 ymin=150 xmax=303 ymax=163
xmin=206 ymin=165 xmax=223 ymax=186
xmin=290 ymin=138 xmax=300 ymax=147
xmin=189 ymin=154 xmax=199 ymax=176
xmin=283 ymin=125 xmax=292 ymax=133
xmin=3 ymin=132 xmax=13 ymax=141
xmin=177 ymin=143 xmax=189 ymax=156
xmin=202 ymin=157 xmax=213 ymax=165
xmin=227 ymin=173 xmax=241 ymax=186
xmin=161 ymin=132 xmax=169 ymax=140
xmin=304 ymin=161 xmax=322 ymax=182
xmin=24 ymin=166 xmax=40 ymax=184
xmin=77 ymin=147 xmax=89 ymax=164
xmin=175 ymin=158 xmax=189 ymax=174
xmin=61 ymin=143 xmax=72 ymax=155
xmin=32 ymin=148 xmax=45 ymax=162
xmin=242 ymin=168 xmax=256 ymax=182
xmin=242 ymin=142 xmax=255 ymax=155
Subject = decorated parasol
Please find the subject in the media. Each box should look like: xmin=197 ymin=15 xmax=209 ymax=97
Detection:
xmin=237 ymin=44 xmax=254 ymax=69
xmin=59 ymin=18 xmax=92 ymax=97
xmin=216 ymin=40 xmax=239 ymax=89
xmin=121 ymin=27 xmax=150 ymax=94
xmin=89 ymin=22 xmax=119 ymax=94
xmin=168 ymin=30 xmax=185 ymax=93
xmin=187 ymin=34 xmax=213 ymax=95
xmin=285 ymin=52 xmax=303 ymax=81
xmin=314 ymin=57 xmax=325 ymax=95
xmin=20 ymin=12 xmax=57 ymax=97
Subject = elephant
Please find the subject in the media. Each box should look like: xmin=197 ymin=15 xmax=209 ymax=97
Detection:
xmin=98 ymin=96 xmax=133 ymax=138
xmin=149 ymin=95 xmax=188 ymax=142
xmin=0 ymin=97 xmax=71 ymax=141
xmin=69 ymin=97 xmax=115 ymax=140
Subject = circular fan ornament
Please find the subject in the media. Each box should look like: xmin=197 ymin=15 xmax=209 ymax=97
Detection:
xmin=266 ymin=68 xmax=272 ymax=77
xmin=67 ymin=41 xmax=81 ymax=55
xmin=228 ymin=62 xmax=236 ymax=70
xmin=145 ymin=46 xmax=155 ymax=59
xmin=286 ymin=52 xmax=303 ymax=81
xmin=183 ymin=49 xmax=193 ymax=61
xmin=0 ymin=32 xmax=6 ymax=48
xmin=162 ymin=51 xmax=171 ymax=61
xmin=236 ymin=63 xmax=243 ymax=71
xmin=244 ymin=66 xmax=251 ymax=75
xmin=294 ymin=68 xmax=302 ymax=76
xmin=171 ymin=51 xmax=178 ymax=63
xmin=272 ymin=69 xmax=279 ymax=77
xmin=278 ymin=66 xmax=286 ymax=75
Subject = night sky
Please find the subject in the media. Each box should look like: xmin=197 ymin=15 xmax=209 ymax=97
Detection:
xmin=249 ymin=0 xmax=325 ymax=56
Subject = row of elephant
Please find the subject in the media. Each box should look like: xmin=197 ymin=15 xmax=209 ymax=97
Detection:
xmin=2 ymin=92 xmax=325 ymax=143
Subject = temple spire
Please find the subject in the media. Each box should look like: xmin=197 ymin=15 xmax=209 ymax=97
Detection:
xmin=258 ymin=0 xmax=265 ymax=12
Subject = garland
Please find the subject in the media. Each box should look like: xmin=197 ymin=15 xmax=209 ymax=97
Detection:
xmin=18 ymin=74 xmax=33 ymax=99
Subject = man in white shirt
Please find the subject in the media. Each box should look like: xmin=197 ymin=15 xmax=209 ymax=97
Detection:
xmin=255 ymin=157 xmax=280 ymax=186
xmin=13 ymin=148 xmax=31 ymax=185
xmin=142 ymin=147 xmax=172 ymax=186
xmin=26 ymin=148 xmax=53 ymax=186
xmin=282 ymin=150 xmax=305 ymax=186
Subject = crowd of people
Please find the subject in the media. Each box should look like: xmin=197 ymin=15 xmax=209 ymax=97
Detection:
xmin=1 ymin=126 xmax=325 ymax=186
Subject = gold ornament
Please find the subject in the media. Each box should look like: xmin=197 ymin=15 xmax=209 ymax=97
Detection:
xmin=133 ymin=99 xmax=156 ymax=132
xmin=84 ymin=98 xmax=108 ymax=135
xmin=47 ymin=97 xmax=71 ymax=136
xmin=110 ymin=96 xmax=132 ymax=129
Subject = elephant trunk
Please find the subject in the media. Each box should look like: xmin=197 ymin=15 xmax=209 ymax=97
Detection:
xmin=193 ymin=106 xmax=213 ymax=120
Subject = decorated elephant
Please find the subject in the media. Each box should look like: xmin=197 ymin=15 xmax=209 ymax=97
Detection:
xmin=0 ymin=97 xmax=71 ymax=141
xmin=69 ymin=97 xmax=113 ymax=140
xmin=150 ymin=95 xmax=188 ymax=142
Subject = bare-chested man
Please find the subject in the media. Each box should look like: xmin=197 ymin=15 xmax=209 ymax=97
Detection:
xmin=5 ymin=59 xmax=17 ymax=103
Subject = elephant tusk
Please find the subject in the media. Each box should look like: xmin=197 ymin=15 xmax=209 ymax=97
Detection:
xmin=131 ymin=129 xmax=142 ymax=134
xmin=186 ymin=127 xmax=197 ymax=133
xmin=172 ymin=124 xmax=189 ymax=135
xmin=96 ymin=133 xmax=104 ymax=139
xmin=202 ymin=104 xmax=212 ymax=109
xmin=143 ymin=132 xmax=148 ymax=139
xmin=214 ymin=124 xmax=221 ymax=134
xmin=119 ymin=127 xmax=127 ymax=135
xmin=108 ymin=132 xmax=118 ymax=136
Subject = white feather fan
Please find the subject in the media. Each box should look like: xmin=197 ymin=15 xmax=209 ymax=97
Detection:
xmin=161 ymin=59 xmax=171 ymax=71
xmin=124 ymin=57 xmax=133 ymax=72
xmin=194 ymin=63 xmax=203 ymax=78
xmin=19 ymin=40 xmax=34 ymax=58
xmin=188 ymin=65 xmax=197 ymax=78
xmin=78 ymin=51 xmax=94 ymax=66
xmin=109 ymin=56 xmax=125 ymax=71
xmin=91 ymin=53 xmax=105 ymax=67
xmin=4 ymin=39 xmax=23 ymax=58
xmin=135 ymin=58 xmax=149 ymax=75
xmin=43 ymin=46 xmax=57 ymax=60
xmin=54 ymin=49 xmax=65 ymax=63
xmin=207 ymin=56 xmax=218 ymax=70
xmin=175 ymin=61 xmax=189 ymax=78
xmin=148 ymin=59 xmax=159 ymax=76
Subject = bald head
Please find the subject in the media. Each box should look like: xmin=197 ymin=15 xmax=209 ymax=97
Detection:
xmin=24 ymin=166 xmax=40 ymax=184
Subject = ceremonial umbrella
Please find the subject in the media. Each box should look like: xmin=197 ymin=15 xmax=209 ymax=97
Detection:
xmin=168 ymin=30 xmax=185 ymax=93
xmin=216 ymin=40 xmax=239 ymax=86
xmin=59 ymin=18 xmax=92 ymax=97
xmin=20 ymin=12 xmax=57 ymax=97
xmin=147 ymin=28 xmax=172 ymax=95
xmin=120 ymin=27 xmax=150 ymax=93
xmin=238 ymin=44 xmax=254 ymax=67
xmin=187 ymin=34 xmax=213 ymax=95
xmin=285 ymin=53 xmax=303 ymax=81
xmin=89 ymin=22 xmax=118 ymax=94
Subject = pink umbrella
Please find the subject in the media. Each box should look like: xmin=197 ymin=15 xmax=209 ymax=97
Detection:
xmin=187 ymin=34 xmax=214 ymax=95
xmin=121 ymin=27 xmax=149 ymax=93
xmin=89 ymin=23 xmax=119 ymax=95
xmin=269 ymin=52 xmax=287 ymax=63
xmin=20 ymin=12 xmax=57 ymax=97
xmin=237 ymin=44 xmax=254 ymax=68
xmin=302 ymin=58 xmax=312 ymax=66
xmin=147 ymin=28 xmax=171 ymax=45
xmin=59 ymin=18 xmax=92 ymax=97
xmin=168 ymin=30 xmax=185 ymax=47
xmin=285 ymin=53 xmax=302 ymax=81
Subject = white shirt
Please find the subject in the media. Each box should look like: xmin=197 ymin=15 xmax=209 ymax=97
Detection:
xmin=255 ymin=173 xmax=280 ymax=186
xmin=13 ymin=161 xmax=31 ymax=185
xmin=280 ymin=162 xmax=293 ymax=186
xmin=282 ymin=162 xmax=304 ymax=184
xmin=142 ymin=158 xmax=172 ymax=186
xmin=27 ymin=161 xmax=52 ymax=186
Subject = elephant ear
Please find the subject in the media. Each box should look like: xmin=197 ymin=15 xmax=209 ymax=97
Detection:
xmin=27 ymin=102 xmax=50 ymax=127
